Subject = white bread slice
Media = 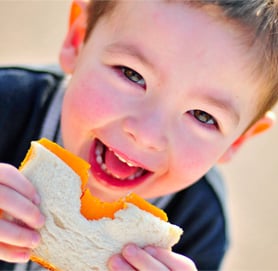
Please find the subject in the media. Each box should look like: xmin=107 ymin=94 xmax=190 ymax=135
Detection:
xmin=20 ymin=142 xmax=183 ymax=271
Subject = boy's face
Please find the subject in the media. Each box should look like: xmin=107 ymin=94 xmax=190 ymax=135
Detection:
xmin=61 ymin=1 xmax=261 ymax=201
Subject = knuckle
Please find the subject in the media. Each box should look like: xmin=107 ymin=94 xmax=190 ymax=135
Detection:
xmin=0 ymin=219 xmax=36 ymax=249
xmin=0 ymin=163 xmax=17 ymax=181
xmin=0 ymin=186 xmax=12 ymax=209
xmin=13 ymin=227 xmax=29 ymax=245
xmin=12 ymin=225 xmax=38 ymax=250
xmin=24 ymin=203 xmax=44 ymax=228
xmin=0 ymin=163 xmax=37 ymax=201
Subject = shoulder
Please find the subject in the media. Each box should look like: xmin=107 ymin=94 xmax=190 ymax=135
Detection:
xmin=0 ymin=65 xmax=64 ymax=119
xmin=0 ymin=64 xmax=63 ymax=77
xmin=0 ymin=64 xmax=63 ymax=90
xmin=0 ymin=65 xmax=64 ymax=104
xmin=0 ymin=65 xmax=65 ymax=166
xmin=166 ymin=168 xmax=229 ymax=270
xmin=166 ymin=168 xmax=228 ymax=223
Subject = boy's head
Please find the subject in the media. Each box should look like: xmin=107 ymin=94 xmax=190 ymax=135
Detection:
xmin=83 ymin=0 xmax=278 ymax=128
xmin=59 ymin=0 xmax=277 ymax=201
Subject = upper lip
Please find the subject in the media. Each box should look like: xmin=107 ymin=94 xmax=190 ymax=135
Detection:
xmin=112 ymin=150 xmax=138 ymax=167
xmin=107 ymin=144 xmax=153 ymax=172
xmin=97 ymin=138 xmax=155 ymax=172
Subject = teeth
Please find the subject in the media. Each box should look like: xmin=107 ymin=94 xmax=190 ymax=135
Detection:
xmin=96 ymin=155 xmax=103 ymax=165
xmin=95 ymin=140 xmax=145 ymax=181
xmin=127 ymin=175 xmax=135 ymax=180
xmin=126 ymin=169 xmax=145 ymax=180
xmin=101 ymin=164 xmax=107 ymax=171
xmin=135 ymin=169 xmax=144 ymax=178
xmin=95 ymin=144 xmax=104 ymax=155
xmin=114 ymin=152 xmax=135 ymax=167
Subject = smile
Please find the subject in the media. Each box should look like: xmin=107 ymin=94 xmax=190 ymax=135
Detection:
xmin=89 ymin=139 xmax=152 ymax=188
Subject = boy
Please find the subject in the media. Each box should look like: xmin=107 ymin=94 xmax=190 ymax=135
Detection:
xmin=0 ymin=0 xmax=277 ymax=270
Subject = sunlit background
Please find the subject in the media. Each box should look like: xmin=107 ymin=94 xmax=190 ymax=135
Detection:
xmin=1 ymin=1 xmax=277 ymax=270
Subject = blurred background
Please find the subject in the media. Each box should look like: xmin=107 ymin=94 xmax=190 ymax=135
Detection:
xmin=0 ymin=1 xmax=277 ymax=270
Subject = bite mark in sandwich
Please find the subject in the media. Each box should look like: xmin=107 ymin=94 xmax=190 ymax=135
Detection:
xmin=19 ymin=138 xmax=183 ymax=271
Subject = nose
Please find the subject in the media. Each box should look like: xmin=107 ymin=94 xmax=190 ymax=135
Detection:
xmin=123 ymin=110 xmax=168 ymax=151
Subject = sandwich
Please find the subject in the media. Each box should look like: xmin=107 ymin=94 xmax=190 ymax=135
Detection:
xmin=19 ymin=138 xmax=183 ymax=271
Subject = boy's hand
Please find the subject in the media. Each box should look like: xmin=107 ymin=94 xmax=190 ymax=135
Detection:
xmin=0 ymin=163 xmax=45 ymax=263
xmin=108 ymin=244 xmax=197 ymax=271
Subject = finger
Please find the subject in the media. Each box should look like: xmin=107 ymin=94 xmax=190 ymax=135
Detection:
xmin=108 ymin=254 xmax=134 ymax=271
xmin=0 ymin=163 xmax=40 ymax=205
xmin=0 ymin=219 xmax=40 ymax=249
xmin=144 ymin=246 xmax=197 ymax=271
xmin=0 ymin=184 xmax=45 ymax=229
xmin=0 ymin=242 xmax=31 ymax=263
xmin=122 ymin=244 xmax=169 ymax=271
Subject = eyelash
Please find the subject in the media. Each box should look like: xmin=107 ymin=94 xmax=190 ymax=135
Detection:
xmin=188 ymin=110 xmax=219 ymax=129
xmin=115 ymin=66 xmax=146 ymax=89
xmin=114 ymin=66 xmax=219 ymax=130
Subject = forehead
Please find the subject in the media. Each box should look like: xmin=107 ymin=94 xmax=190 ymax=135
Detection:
xmin=104 ymin=1 xmax=257 ymax=73
xmin=89 ymin=0 xmax=263 ymax=125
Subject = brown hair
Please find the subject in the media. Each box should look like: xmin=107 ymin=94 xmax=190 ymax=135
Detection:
xmin=84 ymin=0 xmax=278 ymax=126
xmin=84 ymin=0 xmax=116 ymax=41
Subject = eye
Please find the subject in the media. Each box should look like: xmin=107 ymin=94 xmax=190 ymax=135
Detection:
xmin=188 ymin=110 xmax=219 ymax=129
xmin=117 ymin=66 xmax=146 ymax=88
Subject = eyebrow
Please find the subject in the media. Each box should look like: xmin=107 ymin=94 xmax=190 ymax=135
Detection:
xmin=105 ymin=42 xmax=155 ymax=69
xmin=200 ymin=94 xmax=240 ymax=126
xmin=105 ymin=43 xmax=240 ymax=126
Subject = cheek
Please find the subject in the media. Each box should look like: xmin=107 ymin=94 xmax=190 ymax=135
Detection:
xmin=171 ymin=137 xmax=226 ymax=183
xmin=62 ymin=73 xmax=120 ymax=130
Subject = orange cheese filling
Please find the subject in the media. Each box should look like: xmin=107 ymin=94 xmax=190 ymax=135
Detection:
xmin=29 ymin=255 xmax=59 ymax=271
xmin=20 ymin=138 xmax=168 ymax=222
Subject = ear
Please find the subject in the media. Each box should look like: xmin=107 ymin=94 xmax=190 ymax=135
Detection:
xmin=59 ymin=0 xmax=88 ymax=74
xmin=218 ymin=111 xmax=276 ymax=163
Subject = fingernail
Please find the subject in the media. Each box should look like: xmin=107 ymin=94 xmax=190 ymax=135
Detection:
xmin=31 ymin=232 xmax=40 ymax=248
xmin=109 ymin=255 xmax=126 ymax=269
xmin=35 ymin=213 xmax=45 ymax=229
xmin=33 ymin=194 xmax=41 ymax=205
xmin=124 ymin=244 xmax=137 ymax=256
xmin=144 ymin=246 xmax=156 ymax=256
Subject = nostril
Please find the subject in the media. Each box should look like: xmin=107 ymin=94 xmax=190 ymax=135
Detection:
xmin=123 ymin=118 xmax=138 ymax=142
xmin=127 ymin=131 xmax=137 ymax=142
xmin=123 ymin=117 xmax=167 ymax=151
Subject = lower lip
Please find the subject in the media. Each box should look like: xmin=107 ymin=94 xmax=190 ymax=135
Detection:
xmin=89 ymin=140 xmax=152 ymax=189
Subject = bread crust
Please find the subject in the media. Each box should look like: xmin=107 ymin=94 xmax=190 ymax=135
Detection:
xmin=20 ymin=142 xmax=183 ymax=271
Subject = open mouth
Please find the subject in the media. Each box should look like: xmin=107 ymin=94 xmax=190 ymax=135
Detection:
xmin=89 ymin=139 xmax=152 ymax=188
